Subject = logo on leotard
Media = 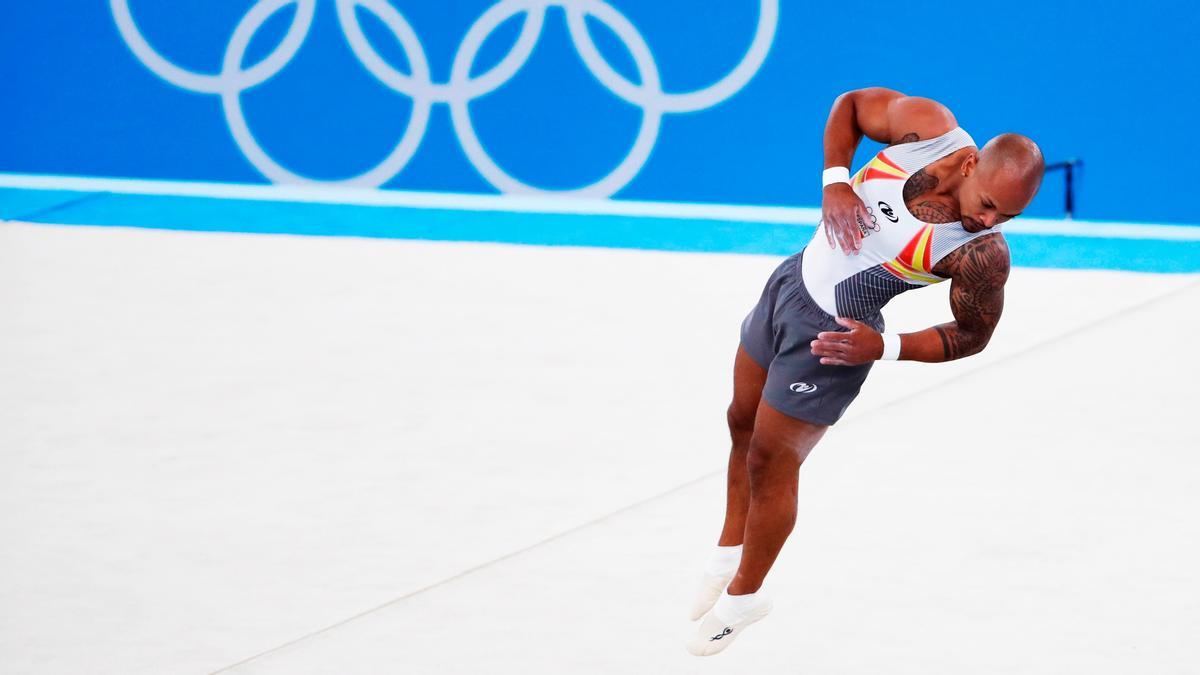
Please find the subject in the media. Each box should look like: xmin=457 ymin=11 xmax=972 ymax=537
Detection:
xmin=710 ymin=627 xmax=734 ymax=641
xmin=789 ymin=382 xmax=817 ymax=394
xmin=878 ymin=201 xmax=900 ymax=223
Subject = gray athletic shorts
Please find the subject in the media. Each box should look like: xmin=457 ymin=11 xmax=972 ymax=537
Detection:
xmin=739 ymin=250 xmax=884 ymax=426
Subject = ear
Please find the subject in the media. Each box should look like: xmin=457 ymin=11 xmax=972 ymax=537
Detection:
xmin=960 ymin=152 xmax=978 ymax=178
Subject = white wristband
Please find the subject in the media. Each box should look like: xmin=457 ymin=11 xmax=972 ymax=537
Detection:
xmin=822 ymin=166 xmax=851 ymax=188
xmin=880 ymin=333 xmax=902 ymax=361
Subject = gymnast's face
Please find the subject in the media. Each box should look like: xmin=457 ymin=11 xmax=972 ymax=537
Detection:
xmin=956 ymin=148 xmax=1041 ymax=233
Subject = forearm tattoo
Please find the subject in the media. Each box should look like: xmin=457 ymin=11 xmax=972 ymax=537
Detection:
xmin=930 ymin=234 xmax=1011 ymax=360
xmin=932 ymin=325 xmax=954 ymax=358
xmin=894 ymin=132 xmax=920 ymax=144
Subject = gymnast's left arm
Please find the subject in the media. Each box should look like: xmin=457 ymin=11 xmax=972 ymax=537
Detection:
xmin=901 ymin=233 xmax=1009 ymax=363
xmin=809 ymin=234 xmax=1010 ymax=365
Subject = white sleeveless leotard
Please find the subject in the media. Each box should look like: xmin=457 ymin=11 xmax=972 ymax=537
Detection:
xmin=801 ymin=127 xmax=996 ymax=320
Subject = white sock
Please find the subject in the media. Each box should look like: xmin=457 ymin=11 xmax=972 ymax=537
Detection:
xmin=704 ymin=544 xmax=742 ymax=577
xmin=713 ymin=589 xmax=764 ymax=624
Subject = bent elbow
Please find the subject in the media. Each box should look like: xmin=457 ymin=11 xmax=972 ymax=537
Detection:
xmin=965 ymin=331 xmax=994 ymax=358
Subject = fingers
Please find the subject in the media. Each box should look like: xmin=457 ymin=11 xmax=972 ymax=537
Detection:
xmin=821 ymin=188 xmax=869 ymax=257
xmin=812 ymin=322 xmax=863 ymax=365
xmin=812 ymin=340 xmax=857 ymax=366
xmin=839 ymin=213 xmax=859 ymax=255
xmin=815 ymin=330 xmax=850 ymax=342
xmin=822 ymin=210 xmax=855 ymax=256
xmin=809 ymin=339 xmax=845 ymax=357
xmin=830 ymin=211 xmax=860 ymax=256
xmin=822 ymin=218 xmax=835 ymax=249
xmin=851 ymin=205 xmax=867 ymax=251
xmin=822 ymin=214 xmax=851 ymax=253
xmin=820 ymin=203 xmax=867 ymax=256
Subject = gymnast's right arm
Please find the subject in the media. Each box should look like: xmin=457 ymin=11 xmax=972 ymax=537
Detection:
xmin=820 ymin=87 xmax=958 ymax=254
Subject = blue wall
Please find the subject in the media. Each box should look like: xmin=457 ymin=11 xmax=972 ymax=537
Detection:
xmin=2 ymin=1 xmax=1198 ymax=223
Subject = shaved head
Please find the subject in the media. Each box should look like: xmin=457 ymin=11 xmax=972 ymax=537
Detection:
xmin=953 ymin=133 xmax=1044 ymax=232
xmin=978 ymin=133 xmax=1045 ymax=198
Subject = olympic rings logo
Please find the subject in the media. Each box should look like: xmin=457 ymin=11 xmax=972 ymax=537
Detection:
xmin=110 ymin=0 xmax=777 ymax=197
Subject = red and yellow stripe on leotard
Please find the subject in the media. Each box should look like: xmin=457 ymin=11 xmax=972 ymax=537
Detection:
xmin=851 ymin=151 xmax=908 ymax=186
xmin=882 ymin=223 xmax=943 ymax=284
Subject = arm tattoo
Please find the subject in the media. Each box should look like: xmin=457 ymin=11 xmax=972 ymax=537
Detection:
xmin=930 ymin=234 xmax=1011 ymax=360
xmin=894 ymin=132 xmax=920 ymax=144
xmin=903 ymin=168 xmax=938 ymax=203
xmin=904 ymin=168 xmax=959 ymax=223
xmin=933 ymin=325 xmax=953 ymax=357
xmin=909 ymin=200 xmax=959 ymax=223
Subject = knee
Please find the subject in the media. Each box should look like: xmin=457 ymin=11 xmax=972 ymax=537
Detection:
xmin=726 ymin=404 xmax=756 ymax=446
xmin=746 ymin=437 xmax=802 ymax=489
xmin=745 ymin=440 xmax=773 ymax=485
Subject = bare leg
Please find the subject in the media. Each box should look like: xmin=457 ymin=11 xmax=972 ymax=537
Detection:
xmin=718 ymin=345 xmax=768 ymax=546
xmin=726 ymin=401 xmax=826 ymax=595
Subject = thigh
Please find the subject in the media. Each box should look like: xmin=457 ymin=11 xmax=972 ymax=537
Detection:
xmin=751 ymin=397 xmax=828 ymax=467
xmin=729 ymin=344 xmax=768 ymax=431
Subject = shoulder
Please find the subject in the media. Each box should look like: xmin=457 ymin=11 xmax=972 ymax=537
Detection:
xmin=933 ymin=232 xmax=1011 ymax=285
xmin=886 ymin=96 xmax=958 ymax=145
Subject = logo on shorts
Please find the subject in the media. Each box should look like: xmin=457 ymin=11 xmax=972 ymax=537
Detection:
xmin=789 ymin=382 xmax=817 ymax=394
xmin=710 ymin=627 xmax=734 ymax=641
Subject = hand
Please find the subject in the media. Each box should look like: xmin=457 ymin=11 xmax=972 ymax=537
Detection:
xmin=821 ymin=183 xmax=869 ymax=255
xmin=810 ymin=317 xmax=884 ymax=366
